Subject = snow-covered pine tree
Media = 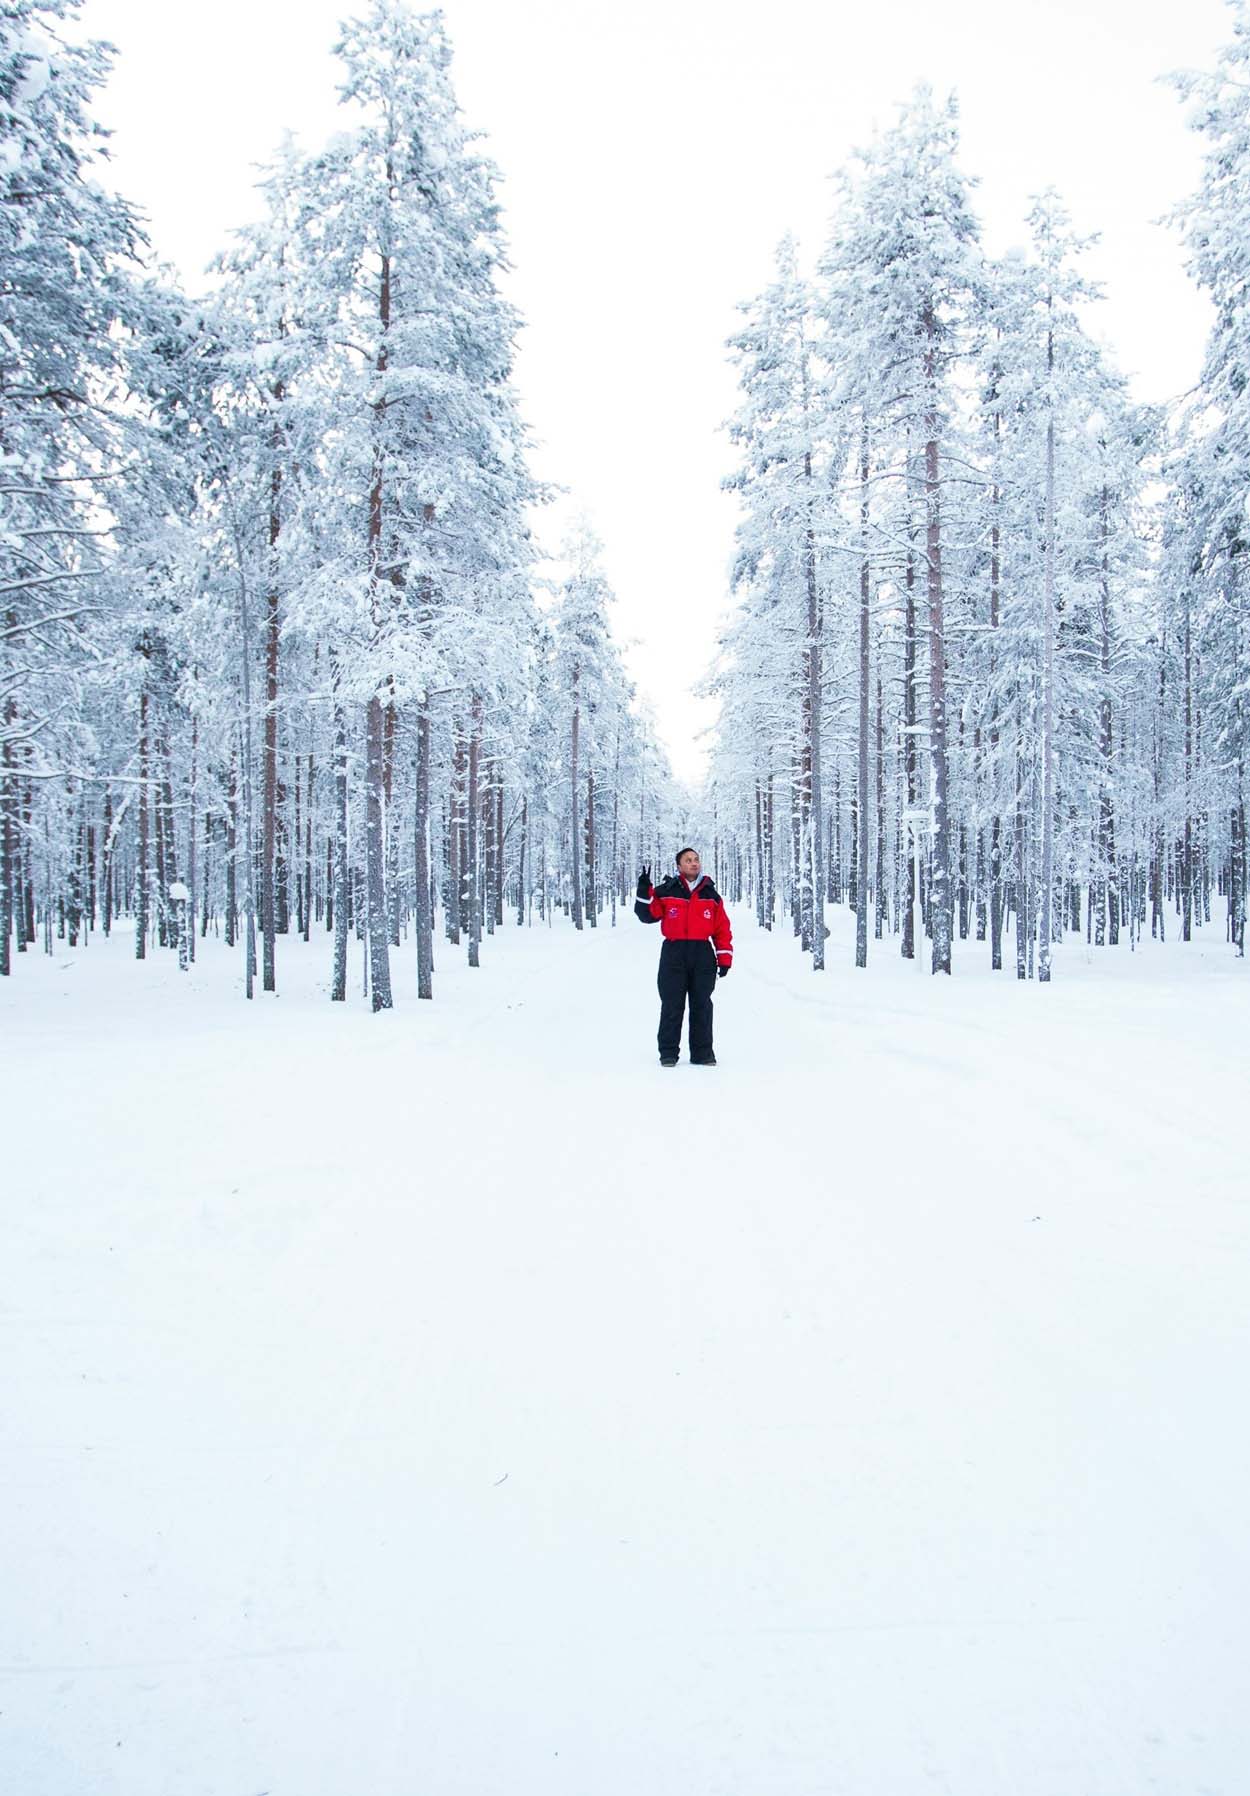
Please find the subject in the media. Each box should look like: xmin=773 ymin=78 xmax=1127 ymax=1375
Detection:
xmin=1168 ymin=4 xmax=1250 ymax=955
xmin=817 ymin=87 xmax=983 ymax=975
xmin=966 ymin=198 xmax=1154 ymax=980
xmin=241 ymin=2 xmax=540 ymax=1005
xmin=722 ymin=238 xmax=830 ymax=968
xmin=552 ymin=523 xmax=616 ymax=931
xmin=0 ymin=0 xmax=145 ymax=975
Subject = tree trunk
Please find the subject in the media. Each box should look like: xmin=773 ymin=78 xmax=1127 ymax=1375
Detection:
xmin=363 ymin=226 xmax=393 ymax=1010
xmin=1183 ymin=591 xmax=1194 ymax=943
xmin=989 ymin=463 xmax=1004 ymax=970
xmin=902 ymin=464 xmax=918 ymax=960
xmin=1039 ymin=344 xmax=1056 ymax=984
xmin=330 ymin=661 xmax=349 ymax=1003
xmin=570 ymin=666 xmax=583 ymax=930
xmin=383 ymin=695 xmax=400 ymax=948
xmin=225 ymin=753 xmax=238 ymax=948
xmin=153 ymin=740 xmax=169 ymax=948
xmin=20 ymin=764 xmax=34 ymax=949
xmin=467 ymin=692 xmax=482 ymax=968
xmin=449 ymin=732 xmax=464 ymax=944
xmin=415 ymin=704 xmax=433 ymax=999
xmin=875 ymin=662 xmax=887 ymax=941
xmin=1015 ymin=708 xmax=1029 ymax=981
xmin=495 ymin=774 xmax=505 ymax=929
xmin=754 ymin=780 xmax=765 ymax=925
xmin=1097 ymin=486 xmax=1119 ymax=946
xmin=200 ymin=810 xmax=212 ymax=940
xmin=262 ymin=422 xmax=282 ymax=995
xmin=610 ymin=728 xmax=621 ymax=927
xmin=365 ymin=691 xmax=393 ymax=1009
xmin=1152 ymin=644 xmax=1166 ymax=941
xmin=0 ymin=706 xmax=14 ymax=978
xmin=764 ymin=769 xmax=775 ymax=927
xmin=160 ymin=754 xmax=179 ymax=953
xmin=923 ymin=305 xmax=953 ymax=975
xmin=829 ymin=771 xmax=841 ymax=906
xmin=101 ymin=788 xmax=114 ymax=938
xmin=481 ymin=760 xmax=496 ymax=938
xmin=516 ymin=794 xmax=528 ymax=929
xmin=791 ymin=763 xmax=805 ymax=942
xmin=236 ymin=570 xmax=258 ymax=999
xmin=856 ymin=425 xmax=871 ymax=968
xmin=1234 ymin=611 xmax=1246 ymax=956
xmin=806 ymin=444 xmax=825 ymax=970
xmin=585 ymin=765 xmax=597 ymax=928
xmin=136 ymin=679 xmax=149 ymax=960
xmin=293 ymin=751 xmax=304 ymax=938
xmin=187 ymin=717 xmax=198 ymax=962
xmin=304 ymin=747 xmax=314 ymax=943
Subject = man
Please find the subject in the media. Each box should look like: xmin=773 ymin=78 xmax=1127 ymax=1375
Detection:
xmin=634 ymin=847 xmax=733 ymax=1067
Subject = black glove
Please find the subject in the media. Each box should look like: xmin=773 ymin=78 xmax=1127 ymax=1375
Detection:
xmin=636 ymin=864 xmax=652 ymax=899
xmin=718 ymin=964 xmax=730 ymax=979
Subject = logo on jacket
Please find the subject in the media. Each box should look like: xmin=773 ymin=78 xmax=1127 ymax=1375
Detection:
xmin=668 ymin=907 xmax=678 ymax=916
xmin=704 ymin=908 xmax=711 ymax=918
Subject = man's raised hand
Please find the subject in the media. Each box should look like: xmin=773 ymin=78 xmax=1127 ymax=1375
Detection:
xmin=636 ymin=864 xmax=652 ymax=898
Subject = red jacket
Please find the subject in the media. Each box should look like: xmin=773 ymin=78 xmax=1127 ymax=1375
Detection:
xmin=636 ymin=873 xmax=733 ymax=967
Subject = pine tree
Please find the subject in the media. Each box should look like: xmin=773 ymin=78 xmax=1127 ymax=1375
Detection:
xmin=818 ymin=88 xmax=983 ymax=974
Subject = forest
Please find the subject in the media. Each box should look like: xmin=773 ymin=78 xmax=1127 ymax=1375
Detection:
xmin=7 ymin=8 xmax=1248 ymax=1792
xmin=3 ymin=0 xmax=1249 ymax=1000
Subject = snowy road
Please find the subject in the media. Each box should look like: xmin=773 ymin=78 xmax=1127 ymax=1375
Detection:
xmin=4 ymin=914 xmax=1248 ymax=1795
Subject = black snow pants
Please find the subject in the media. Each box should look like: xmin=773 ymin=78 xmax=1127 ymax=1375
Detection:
xmin=657 ymin=939 xmax=718 ymax=1062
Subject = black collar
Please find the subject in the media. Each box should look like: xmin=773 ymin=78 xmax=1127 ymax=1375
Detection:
xmin=660 ymin=872 xmax=716 ymax=901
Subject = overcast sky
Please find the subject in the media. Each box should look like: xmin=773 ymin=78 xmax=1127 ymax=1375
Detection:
xmin=79 ymin=0 xmax=1231 ymax=781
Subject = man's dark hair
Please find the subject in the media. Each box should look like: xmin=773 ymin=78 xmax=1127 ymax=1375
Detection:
xmin=675 ymin=846 xmax=698 ymax=864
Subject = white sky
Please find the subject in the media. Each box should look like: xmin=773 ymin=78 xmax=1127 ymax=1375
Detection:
xmin=78 ymin=0 xmax=1230 ymax=781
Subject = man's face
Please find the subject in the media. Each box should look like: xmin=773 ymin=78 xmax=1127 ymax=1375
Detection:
xmin=678 ymin=851 xmax=701 ymax=881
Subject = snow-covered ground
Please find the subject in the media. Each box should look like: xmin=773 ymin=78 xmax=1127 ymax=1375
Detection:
xmin=4 ymin=910 xmax=1248 ymax=1796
